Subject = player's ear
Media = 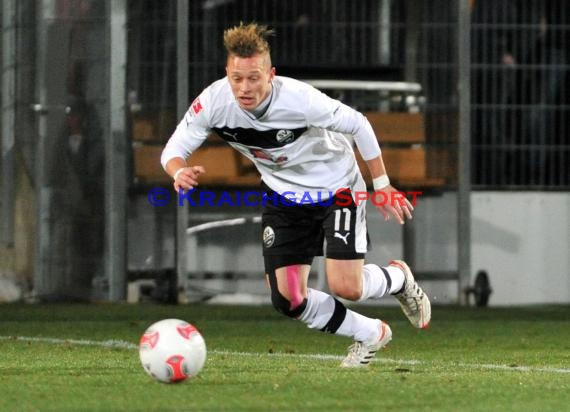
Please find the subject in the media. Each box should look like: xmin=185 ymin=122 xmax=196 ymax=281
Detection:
xmin=269 ymin=66 xmax=276 ymax=81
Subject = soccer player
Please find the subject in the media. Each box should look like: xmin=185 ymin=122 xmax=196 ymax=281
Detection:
xmin=161 ymin=22 xmax=431 ymax=367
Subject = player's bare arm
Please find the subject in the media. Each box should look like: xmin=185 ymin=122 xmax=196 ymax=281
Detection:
xmin=365 ymin=155 xmax=414 ymax=224
xmin=166 ymin=157 xmax=205 ymax=191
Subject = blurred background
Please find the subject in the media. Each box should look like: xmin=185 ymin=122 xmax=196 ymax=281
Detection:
xmin=0 ymin=0 xmax=568 ymax=306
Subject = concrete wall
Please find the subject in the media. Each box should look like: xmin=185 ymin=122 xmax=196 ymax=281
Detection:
xmin=470 ymin=192 xmax=570 ymax=305
xmin=402 ymin=191 xmax=569 ymax=305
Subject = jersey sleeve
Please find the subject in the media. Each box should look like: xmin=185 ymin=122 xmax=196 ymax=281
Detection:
xmin=160 ymin=90 xmax=211 ymax=169
xmin=304 ymin=86 xmax=381 ymax=161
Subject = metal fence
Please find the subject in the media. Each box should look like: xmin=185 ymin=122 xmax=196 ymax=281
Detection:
xmin=2 ymin=0 xmax=109 ymax=301
xmin=134 ymin=0 xmax=565 ymax=189
xmin=471 ymin=0 xmax=569 ymax=188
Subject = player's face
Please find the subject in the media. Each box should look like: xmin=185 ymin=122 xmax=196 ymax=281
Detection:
xmin=226 ymin=53 xmax=275 ymax=111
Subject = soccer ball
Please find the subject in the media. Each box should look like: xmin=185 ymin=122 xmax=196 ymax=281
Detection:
xmin=139 ymin=318 xmax=207 ymax=383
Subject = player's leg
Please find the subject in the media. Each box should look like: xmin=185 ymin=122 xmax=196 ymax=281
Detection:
xmin=325 ymin=187 xmax=431 ymax=329
xmin=317 ymin=257 xmax=393 ymax=367
xmin=316 ymin=189 xmax=391 ymax=366
xmin=324 ymin=186 xmax=403 ymax=302
xmin=264 ymin=256 xmax=312 ymax=319
xmin=261 ymin=187 xmax=389 ymax=367
xmin=261 ymin=193 xmax=358 ymax=334
xmin=264 ymin=255 xmax=372 ymax=340
xmin=264 ymin=254 xmax=390 ymax=368
xmin=327 ymin=258 xmax=431 ymax=329
xmin=325 ymin=258 xmax=404 ymax=300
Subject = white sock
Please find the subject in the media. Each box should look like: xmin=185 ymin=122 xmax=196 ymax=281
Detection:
xmin=385 ymin=265 xmax=405 ymax=294
xmin=298 ymin=288 xmax=338 ymax=330
xmin=298 ymin=288 xmax=379 ymax=342
xmin=336 ymin=310 xmax=381 ymax=343
xmin=360 ymin=264 xmax=405 ymax=300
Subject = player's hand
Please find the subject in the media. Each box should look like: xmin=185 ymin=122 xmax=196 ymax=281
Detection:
xmin=173 ymin=165 xmax=206 ymax=192
xmin=373 ymin=185 xmax=414 ymax=225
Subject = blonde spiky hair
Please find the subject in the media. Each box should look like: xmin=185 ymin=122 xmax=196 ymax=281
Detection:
xmin=223 ymin=22 xmax=274 ymax=58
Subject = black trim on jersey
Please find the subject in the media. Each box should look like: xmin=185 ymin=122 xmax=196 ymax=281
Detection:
xmin=212 ymin=126 xmax=307 ymax=149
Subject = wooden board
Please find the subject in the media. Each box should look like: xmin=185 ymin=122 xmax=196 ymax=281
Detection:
xmin=364 ymin=112 xmax=425 ymax=144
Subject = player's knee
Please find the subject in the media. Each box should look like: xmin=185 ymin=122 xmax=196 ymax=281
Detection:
xmin=328 ymin=281 xmax=362 ymax=301
xmin=270 ymin=288 xmax=307 ymax=318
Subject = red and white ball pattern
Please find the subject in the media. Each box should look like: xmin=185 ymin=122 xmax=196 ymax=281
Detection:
xmin=139 ymin=319 xmax=207 ymax=383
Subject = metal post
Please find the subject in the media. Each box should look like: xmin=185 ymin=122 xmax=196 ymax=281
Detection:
xmin=34 ymin=0 xmax=53 ymax=297
xmin=1 ymin=0 xmax=16 ymax=247
xmin=176 ymin=0 xmax=189 ymax=301
xmin=457 ymin=0 xmax=472 ymax=305
xmin=106 ymin=0 xmax=128 ymax=301
xmin=404 ymin=0 xmax=420 ymax=83
xmin=402 ymin=220 xmax=416 ymax=269
xmin=378 ymin=0 xmax=391 ymax=65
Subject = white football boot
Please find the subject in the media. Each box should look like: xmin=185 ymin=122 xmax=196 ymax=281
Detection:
xmin=340 ymin=321 xmax=392 ymax=368
xmin=390 ymin=260 xmax=431 ymax=329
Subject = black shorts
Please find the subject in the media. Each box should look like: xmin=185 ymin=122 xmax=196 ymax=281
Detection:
xmin=261 ymin=187 xmax=369 ymax=267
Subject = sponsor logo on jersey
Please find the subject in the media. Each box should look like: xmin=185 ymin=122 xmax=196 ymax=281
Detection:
xmin=263 ymin=226 xmax=275 ymax=248
xmin=276 ymin=129 xmax=294 ymax=144
xmin=250 ymin=148 xmax=288 ymax=164
xmin=191 ymin=97 xmax=203 ymax=115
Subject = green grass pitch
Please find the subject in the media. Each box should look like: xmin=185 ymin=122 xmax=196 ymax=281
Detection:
xmin=0 ymin=303 xmax=569 ymax=411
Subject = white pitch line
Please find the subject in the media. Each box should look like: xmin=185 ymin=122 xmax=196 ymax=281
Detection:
xmin=2 ymin=335 xmax=569 ymax=375
xmin=0 ymin=335 xmax=138 ymax=350
xmin=210 ymin=349 xmax=570 ymax=374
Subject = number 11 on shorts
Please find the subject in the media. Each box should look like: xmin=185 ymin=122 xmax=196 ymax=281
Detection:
xmin=334 ymin=208 xmax=351 ymax=232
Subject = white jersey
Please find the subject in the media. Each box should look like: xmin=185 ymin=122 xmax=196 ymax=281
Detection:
xmin=161 ymin=76 xmax=381 ymax=202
